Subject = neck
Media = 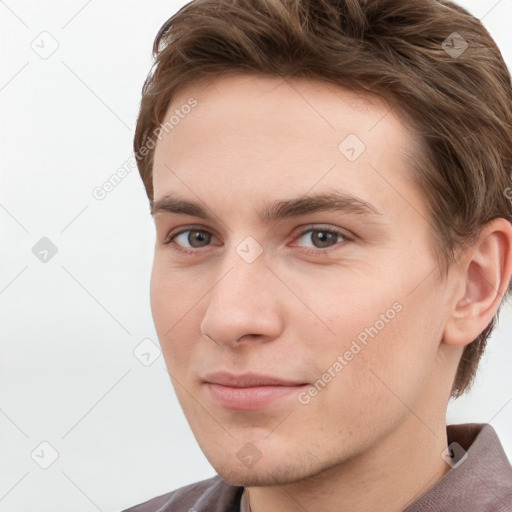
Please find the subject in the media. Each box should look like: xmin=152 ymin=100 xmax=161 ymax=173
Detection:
xmin=246 ymin=411 xmax=450 ymax=512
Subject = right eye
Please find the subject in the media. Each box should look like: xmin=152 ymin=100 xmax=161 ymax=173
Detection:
xmin=164 ymin=227 xmax=221 ymax=255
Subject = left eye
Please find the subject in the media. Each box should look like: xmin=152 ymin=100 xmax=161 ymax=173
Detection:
xmin=295 ymin=228 xmax=346 ymax=249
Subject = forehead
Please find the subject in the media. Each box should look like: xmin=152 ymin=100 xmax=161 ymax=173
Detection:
xmin=159 ymin=72 xmax=412 ymax=139
xmin=152 ymin=74 xmax=421 ymax=216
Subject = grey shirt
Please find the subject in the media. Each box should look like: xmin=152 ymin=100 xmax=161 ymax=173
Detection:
xmin=122 ymin=423 xmax=512 ymax=511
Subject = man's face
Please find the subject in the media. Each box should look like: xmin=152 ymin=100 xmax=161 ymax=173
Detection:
xmin=150 ymin=74 xmax=455 ymax=485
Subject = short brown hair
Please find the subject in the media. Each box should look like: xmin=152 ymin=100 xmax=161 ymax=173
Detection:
xmin=134 ymin=0 xmax=512 ymax=397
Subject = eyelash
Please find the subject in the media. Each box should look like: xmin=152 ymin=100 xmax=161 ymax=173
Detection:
xmin=163 ymin=225 xmax=351 ymax=256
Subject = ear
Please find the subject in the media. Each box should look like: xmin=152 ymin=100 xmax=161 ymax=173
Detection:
xmin=443 ymin=218 xmax=512 ymax=347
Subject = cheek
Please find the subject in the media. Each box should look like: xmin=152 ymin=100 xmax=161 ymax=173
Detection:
xmin=150 ymin=258 xmax=202 ymax=330
xmin=149 ymin=263 xmax=200 ymax=369
xmin=301 ymin=274 xmax=402 ymax=352
xmin=293 ymin=308 xmax=429 ymax=448
xmin=299 ymin=268 xmax=441 ymax=405
xmin=149 ymin=264 xmax=173 ymax=333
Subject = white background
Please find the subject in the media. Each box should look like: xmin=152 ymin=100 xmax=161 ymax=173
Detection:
xmin=1 ymin=1 xmax=511 ymax=511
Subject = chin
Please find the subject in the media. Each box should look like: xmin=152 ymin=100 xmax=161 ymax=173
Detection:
xmin=217 ymin=469 xmax=278 ymax=487
xmin=215 ymin=466 xmax=299 ymax=487
xmin=210 ymin=454 xmax=327 ymax=487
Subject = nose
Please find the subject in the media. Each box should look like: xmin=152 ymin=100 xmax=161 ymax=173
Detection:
xmin=200 ymin=249 xmax=284 ymax=349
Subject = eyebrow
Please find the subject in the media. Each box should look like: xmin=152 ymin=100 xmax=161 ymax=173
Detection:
xmin=150 ymin=191 xmax=381 ymax=222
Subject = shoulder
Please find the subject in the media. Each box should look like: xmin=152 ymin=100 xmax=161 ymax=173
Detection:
xmin=406 ymin=423 xmax=512 ymax=512
xmin=121 ymin=475 xmax=244 ymax=512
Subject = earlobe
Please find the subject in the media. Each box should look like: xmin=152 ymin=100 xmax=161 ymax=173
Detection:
xmin=443 ymin=218 xmax=512 ymax=347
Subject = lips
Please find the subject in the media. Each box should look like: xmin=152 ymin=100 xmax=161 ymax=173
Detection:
xmin=203 ymin=371 xmax=306 ymax=387
xmin=202 ymin=372 xmax=308 ymax=411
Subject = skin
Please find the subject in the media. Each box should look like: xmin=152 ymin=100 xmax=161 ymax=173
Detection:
xmin=149 ymin=74 xmax=512 ymax=512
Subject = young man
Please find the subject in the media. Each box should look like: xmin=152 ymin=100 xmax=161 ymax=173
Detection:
xmin=124 ymin=0 xmax=512 ymax=510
